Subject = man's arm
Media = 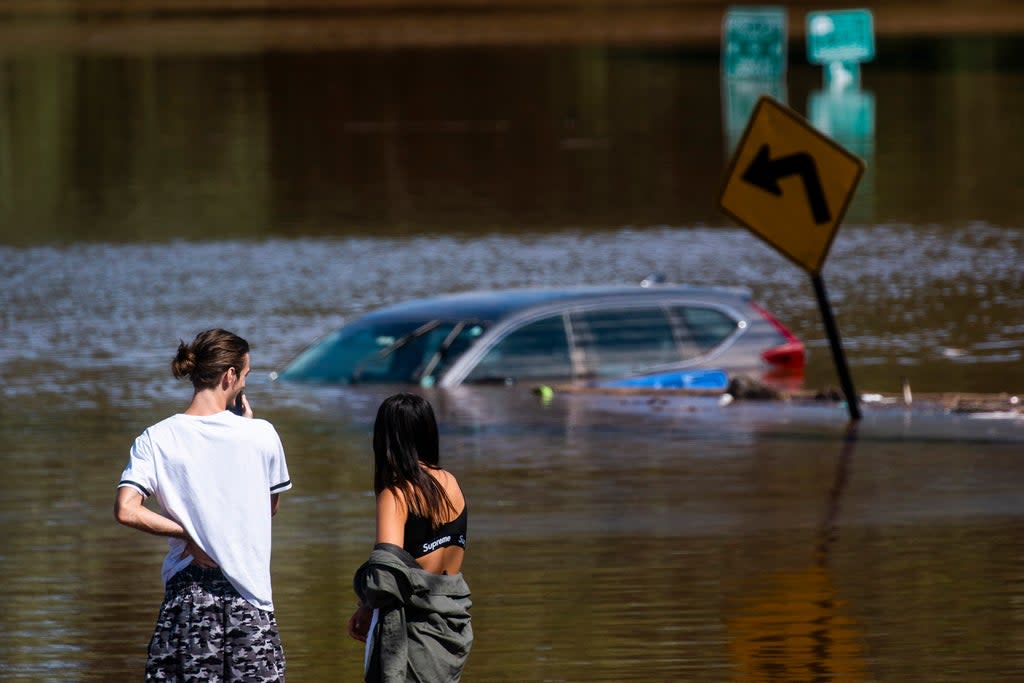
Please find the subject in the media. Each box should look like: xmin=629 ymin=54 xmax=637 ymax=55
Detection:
xmin=114 ymin=487 xmax=216 ymax=568
xmin=115 ymin=487 xmax=186 ymax=537
xmin=271 ymin=493 xmax=280 ymax=517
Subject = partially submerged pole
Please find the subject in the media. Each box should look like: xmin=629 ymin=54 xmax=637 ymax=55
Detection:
xmin=812 ymin=273 xmax=861 ymax=421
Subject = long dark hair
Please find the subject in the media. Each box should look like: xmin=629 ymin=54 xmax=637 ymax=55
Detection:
xmin=373 ymin=393 xmax=455 ymax=527
xmin=171 ymin=329 xmax=249 ymax=390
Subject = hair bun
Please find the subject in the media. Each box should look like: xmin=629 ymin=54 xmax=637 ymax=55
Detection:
xmin=171 ymin=341 xmax=196 ymax=379
xmin=170 ymin=329 xmax=249 ymax=388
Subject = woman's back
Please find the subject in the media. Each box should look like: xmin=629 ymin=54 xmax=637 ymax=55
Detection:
xmin=403 ymin=468 xmax=466 ymax=575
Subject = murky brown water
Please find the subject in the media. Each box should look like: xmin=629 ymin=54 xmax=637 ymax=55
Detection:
xmin=1 ymin=33 xmax=1023 ymax=682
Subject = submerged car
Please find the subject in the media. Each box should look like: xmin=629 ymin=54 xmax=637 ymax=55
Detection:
xmin=272 ymin=284 xmax=805 ymax=388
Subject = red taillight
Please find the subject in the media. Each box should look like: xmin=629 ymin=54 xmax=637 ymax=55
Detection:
xmin=750 ymin=301 xmax=805 ymax=369
xmin=761 ymin=341 xmax=805 ymax=369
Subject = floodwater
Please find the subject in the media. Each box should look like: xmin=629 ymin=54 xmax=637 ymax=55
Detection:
xmin=2 ymin=32 xmax=1024 ymax=683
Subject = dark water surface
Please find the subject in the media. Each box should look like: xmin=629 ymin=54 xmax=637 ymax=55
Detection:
xmin=1 ymin=39 xmax=1023 ymax=682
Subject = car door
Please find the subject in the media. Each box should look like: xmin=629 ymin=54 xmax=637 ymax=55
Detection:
xmin=567 ymin=305 xmax=682 ymax=379
xmin=459 ymin=313 xmax=573 ymax=385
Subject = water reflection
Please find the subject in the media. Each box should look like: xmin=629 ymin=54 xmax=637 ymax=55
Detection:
xmin=808 ymin=88 xmax=875 ymax=223
xmin=0 ymin=54 xmax=270 ymax=242
xmin=721 ymin=77 xmax=788 ymax=154
xmin=2 ymin=43 xmax=1024 ymax=244
xmin=727 ymin=432 xmax=866 ymax=682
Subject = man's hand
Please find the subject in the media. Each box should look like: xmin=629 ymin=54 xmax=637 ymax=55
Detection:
xmin=240 ymin=392 xmax=254 ymax=418
xmin=181 ymin=538 xmax=218 ymax=568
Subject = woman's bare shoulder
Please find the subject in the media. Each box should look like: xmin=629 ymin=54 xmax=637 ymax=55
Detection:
xmin=437 ymin=468 xmax=465 ymax=507
xmin=377 ymin=485 xmax=409 ymax=512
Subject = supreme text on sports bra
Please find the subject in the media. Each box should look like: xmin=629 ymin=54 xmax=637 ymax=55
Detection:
xmin=403 ymin=505 xmax=468 ymax=558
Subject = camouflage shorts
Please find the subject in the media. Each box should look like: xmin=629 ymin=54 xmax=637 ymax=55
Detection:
xmin=145 ymin=565 xmax=285 ymax=682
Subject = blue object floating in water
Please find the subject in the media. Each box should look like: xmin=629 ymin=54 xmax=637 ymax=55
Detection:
xmin=600 ymin=369 xmax=730 ymax=391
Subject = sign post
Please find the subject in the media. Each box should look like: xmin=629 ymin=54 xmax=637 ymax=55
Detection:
xmin=811 ymin=274 xmax=861 ymax=421
xmin=719 ymin=95 xmax=864 ymax=421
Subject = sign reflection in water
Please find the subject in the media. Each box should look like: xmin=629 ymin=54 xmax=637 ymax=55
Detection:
xmin=727 ymin=436 xmax=866 ymax=683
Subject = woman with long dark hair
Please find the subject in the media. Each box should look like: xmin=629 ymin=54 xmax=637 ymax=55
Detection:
xmin=348 ymin=393 xmax=473 ymax=682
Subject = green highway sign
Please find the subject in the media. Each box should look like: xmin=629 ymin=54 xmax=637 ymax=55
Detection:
xmin=806 ymin=9 xmax=875 ymax=65
xmin=722 ymin=6 xmax=788 ymax=80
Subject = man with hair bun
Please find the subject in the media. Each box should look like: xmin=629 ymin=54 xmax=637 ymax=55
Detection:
xmin=114 ymin=328 xmax=292 ymax=682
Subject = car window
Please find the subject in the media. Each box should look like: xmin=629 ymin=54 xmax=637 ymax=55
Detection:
xmin=279 ymin=319 xmax=453 ymax=383
xmin=569 ymin=306 xmax=680 ymax=377
xmin=674 ymin=306 xmax=739 ymax=352
xmin=352 ymin=323 xmax=460 ymax=383
xmin=419 ymin=323 xmax=486 ymax=386
xmin=464 ymin=315 xmax=571 ymax=383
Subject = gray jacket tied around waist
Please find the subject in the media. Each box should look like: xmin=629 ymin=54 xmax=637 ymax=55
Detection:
xmin=354 ymin=543 xmax=473 ymax=683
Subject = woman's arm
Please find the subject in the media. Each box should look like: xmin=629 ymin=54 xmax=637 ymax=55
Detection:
xmin=349 ymin=487 xmax=409 ymax=642
xmin=348 ymin=605 xmax=373 ymax=642
xmin=375 ymin=486 xmax=407 ymax=547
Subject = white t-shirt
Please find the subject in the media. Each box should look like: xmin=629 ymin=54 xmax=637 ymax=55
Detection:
xmin=118 ymin=411 xmax=292 ymax=611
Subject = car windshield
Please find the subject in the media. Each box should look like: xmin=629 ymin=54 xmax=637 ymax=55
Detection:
xmin=277 ymin=318 xmax=486 ymax=384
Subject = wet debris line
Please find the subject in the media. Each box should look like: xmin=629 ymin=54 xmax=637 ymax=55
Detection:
xmin=536 ymin=377 xmax=1022 ymax=416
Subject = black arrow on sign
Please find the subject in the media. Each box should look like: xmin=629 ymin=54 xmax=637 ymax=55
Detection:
xmin=741 ymin=144 xmax=832 ymax=225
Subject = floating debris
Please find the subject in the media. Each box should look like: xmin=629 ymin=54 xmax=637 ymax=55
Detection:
xmin=536 ymin=377 xmax=1021 ymax=417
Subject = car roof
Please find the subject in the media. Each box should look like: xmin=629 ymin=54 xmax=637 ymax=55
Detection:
xmin=357 ymin=284 xmax=753 ymax=324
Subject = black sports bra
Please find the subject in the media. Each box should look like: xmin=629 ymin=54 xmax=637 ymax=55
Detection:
xmin=403 ymin=505 xmax=468 ymax=558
